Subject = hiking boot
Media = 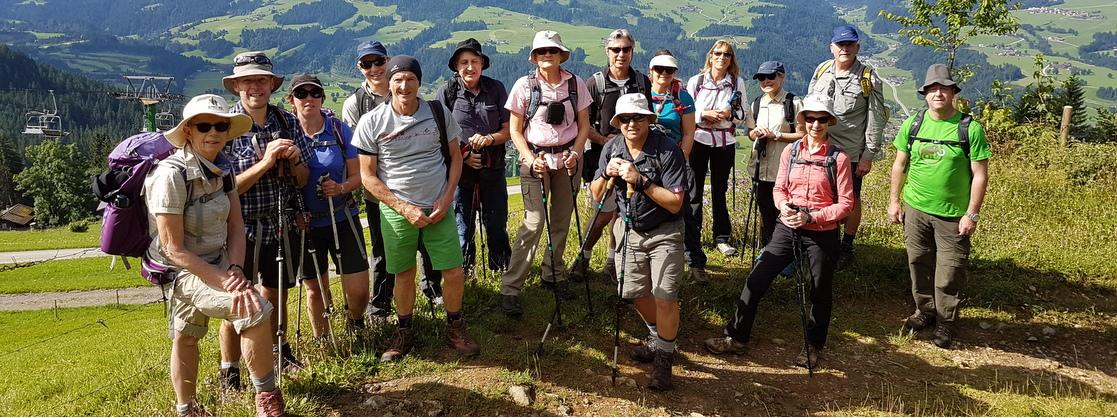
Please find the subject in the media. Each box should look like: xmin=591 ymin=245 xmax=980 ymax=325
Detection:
xmin=381 ymin=327 xmax=416 ymax=362
xmin=703 ymin=336 xmax=747 ymax=355
xmin=630 ymin=334 xmax=656 ymax=363
xmin=690 ymin=267 xmax=710 ymax=285
xmin=716 ymin=242 xmax=738 ymax=256
xmin=604 ymin=257 xmax=617 ymax=283
xmin=543 ymin=281 xmax=577 ymax=301
xmin=932 ymin=322 xmax=955 ymax=349
xmin=276 ymin=343 xmax=304 ymax=373
xmin=347 ymin=317 xmax=367 ymax=334
xmin=837 ymin=243 xmax=855 ymax=271
xmin=447 ymin=319 xmax=481 ymax=356
xmin=647 ymin=349 xmax=675 ymax=391
xmin=366 ymin=313 xmax=392 ymax=329
xmin=218 ymin=367 xmax=241 ymax=392
xmin=569 ymin=257 xmax=590 ymax=282
xmin=903 ymin=311 xmax=936 ymax=332
xmin=795 ymin=346 xmax=822 ymax=369
xmin=500 ymin=294 xmax=523 ymax=318
xmin=254 ymin=389 xmax=286 ymax=417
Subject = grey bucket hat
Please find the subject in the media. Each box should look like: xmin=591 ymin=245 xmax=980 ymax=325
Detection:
xmin=222 ymin=51 xmax=284 ymax=95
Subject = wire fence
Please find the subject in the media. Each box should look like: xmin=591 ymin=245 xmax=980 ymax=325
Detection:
xmin=0 ymin=248 xmax=103 ymax=273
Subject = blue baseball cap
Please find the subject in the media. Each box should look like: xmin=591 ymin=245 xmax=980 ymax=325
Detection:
xmin=356 ymin=41 xmax=388 ymax=60
xmin=753 ymin=61 xmax=786 ymax=79
xmin=831 ymin=25 xmax=860 ymax=44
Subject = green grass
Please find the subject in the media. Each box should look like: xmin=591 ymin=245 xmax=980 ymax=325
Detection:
xmin=446 ymin=6 xmax=616 ymax=65
xmin=0 ymin=224 xmax=100 ymax=252
xmin=0 ymin=256 xmax=144 ymax=294
xmin=636 ymin=0 xmax=764 ymax=39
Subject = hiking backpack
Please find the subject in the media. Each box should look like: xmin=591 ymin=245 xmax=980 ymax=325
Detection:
xmin=784 ymin=139 xmax=843 ymax=204
xmin=751 ymin=92 xmax=797 ymax=134
xmin=813 ymin=60 xmax=890 ymax=125
xmin=524 ymin=70 xmax=579 ymax=126
xmin=904 ymin=110 xmax=973 ymax=172
xmin=695 ymin=72 xmax=744 ymax=124
xmin=428 ymin=100 xmax=452 ymax=178
xmin=93 ymin=132 xmax=178 ymax=259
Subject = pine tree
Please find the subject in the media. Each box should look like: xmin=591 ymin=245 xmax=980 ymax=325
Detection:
xmin=1059 ymin=75 xmax=1088 ymax=139
xmin=1094 ymin=107 xmax=1117 ymax=144
xmin=0 ymin=135 xmax=19 ymax=206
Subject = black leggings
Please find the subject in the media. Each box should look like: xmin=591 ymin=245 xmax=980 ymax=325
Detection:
xmin=688 ymin=142 xmax=735 ymax=245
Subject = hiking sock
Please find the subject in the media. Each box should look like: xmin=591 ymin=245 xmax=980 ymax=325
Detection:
xmin=645 ymin=322 xmax=659 ymax=339
xmin=176 ymin=403 xmax=192 ymax=416
xmin=446 ymin=311 xmax=462 ymax=323
xmin=654 ymin=336 xmax=676 ymax=353
xmin=220 ymin=361 xmax=240 ymax=370
xmin=582 ymin=249 xmax=592 ymax=259
xmin=842 ymin=234 xmax=855 ymax=247
xmin=398 ymin=314 xmax=414 ymax=329
xmin=606 ymin=246 xmax=615 ymax=260
xmin=251 ymin=371 xmax=276 ymax=393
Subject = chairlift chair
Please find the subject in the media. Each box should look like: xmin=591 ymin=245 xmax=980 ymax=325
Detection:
xmin=155 ymin=111 xmax=175 ymax=131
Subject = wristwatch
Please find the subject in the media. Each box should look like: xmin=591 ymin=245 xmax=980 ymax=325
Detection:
xmin=965 ymin=212 xmax=980 ymax=223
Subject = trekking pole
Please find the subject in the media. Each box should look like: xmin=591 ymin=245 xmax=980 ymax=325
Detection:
xmin=612 ymin=179 xmax=634 ymax=386
xmin=744 ymin=142 xmax=764 ymax=262
xmin=534 ymin=170 xmax=563 ymax=357
xmin=295 ymin=227 xmax=306 ymax=356
xmin=564 ymin=153 xmax=590 ymax=313
xmin=787 ymin=203 xmax=815 ymax=378
xmin=569 ymin=177 xmax=616 ymax=316
xmin=321 ymin=174 xmax=352 ymax=321
xmin=274 ymin=162 xmax=291 ymax=386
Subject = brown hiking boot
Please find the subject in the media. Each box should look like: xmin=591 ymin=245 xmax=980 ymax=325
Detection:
xmin=569 ymin=256 xmax=590 ymax=282
xmin=381 ymin=327 xmax=416 ymax=362
xmin=630 ymin=334 xmax=656 ymax=363
xmin=903 ymin=311 xmax=936 ymax=332
xmin=254 ymin=389 xmax=285 ymax=417
xmin=703 ymin=336 xmax=747 ymax=355
xmin=647 ymin=349 xmax=674 ymax=391
xmin=447 ymin=319 xmax=481 ymax=356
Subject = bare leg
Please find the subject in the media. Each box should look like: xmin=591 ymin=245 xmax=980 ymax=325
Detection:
xmin=170 ymin=333 xmax=200 ymax=406
xmin=219 ymin=320 xmax=240 ymax=364
xmin=240 ymin=321 xmax=276 ymax=384
xmin=341 ymin=271 xmax=370 ymax=320
xmin=441 ymin=267 xmax=465 ymax=313
xmin=393 ymin=268 xmax=418 ymax=316
xmin=303 ymin=277 xmax=332 ymax=338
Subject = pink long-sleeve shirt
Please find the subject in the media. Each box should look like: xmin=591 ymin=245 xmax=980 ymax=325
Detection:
xmin=773 ymin=139 xmax=855 ymax=231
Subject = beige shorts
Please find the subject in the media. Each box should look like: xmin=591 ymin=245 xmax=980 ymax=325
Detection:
xmin=166 ymin=265 xmax=273 ymax=338
xmin=613 ymin=219 xmax=685 ymax=300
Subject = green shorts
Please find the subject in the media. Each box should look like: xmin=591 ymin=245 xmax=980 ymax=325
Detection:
xmin=379 ymin=203 xmax=463 ymax=275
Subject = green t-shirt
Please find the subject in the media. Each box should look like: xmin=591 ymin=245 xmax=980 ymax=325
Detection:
xmin=893 ymin=111 xmax=991 ymax=217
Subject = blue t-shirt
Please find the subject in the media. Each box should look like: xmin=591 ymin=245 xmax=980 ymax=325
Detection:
xmin=301 ymin=113 xmax=359 ymax=229
xmin=650 ymin=89 xmax=695 ymax=145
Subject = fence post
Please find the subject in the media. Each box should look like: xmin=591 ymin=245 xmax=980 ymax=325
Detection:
xmin=1060 ymin=105 xmax=1073 ymax=147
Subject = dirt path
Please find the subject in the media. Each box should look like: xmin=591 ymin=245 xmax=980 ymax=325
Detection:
xmin=0 ymin=247 xmax=105 ymax=264
xmin=0 ymin=287 xmax=162 ymax=311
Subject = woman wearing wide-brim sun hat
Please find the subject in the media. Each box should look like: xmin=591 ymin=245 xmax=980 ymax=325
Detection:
xmin=499 ymin=30 xmax=592 ymax=317
xmin=147 ymin=93 xmax=288 ymax=417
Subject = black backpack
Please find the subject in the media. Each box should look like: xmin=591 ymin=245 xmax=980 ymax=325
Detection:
xmin=751 ymin=92 xmax=797 ymax=134
xmin=784 ymin=139 xmax=843 ymax=204
xmin=351 ymin=86 xmax=380 ymax=117
xmin=905 ymin=109 xmax=972 ymax=173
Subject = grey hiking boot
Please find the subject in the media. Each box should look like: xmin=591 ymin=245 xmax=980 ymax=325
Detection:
xmin=447 ymin=319 xmax=481 ymax=356
xmin=690 ymin=267 xmax=710 ymax=284
xmin=903 ymin=311 xmax=936 ymax=332
xmin=647 ymin=349 xmax=675 ymax=391
xmin=630 ymin=334 xmax=656 ymax=363
xmin=500 ymin=294 xmax=523 ymax=317
xmin=795 ymin=346 xmax=822 ymax=369
xmin=254 ymin=389 xmax=285 ymax=417
xmin=218 ymin=366 xmax=241 ymax=392
xmin=381 ymin=327 xmax=416 ymax=362
xmin=703 ymin=336 xmax=747 ymax=355
xmin=932 ymin=322 xmax=955 ymax=349
xmin=569 ymin=256 xmax=590 ymax=282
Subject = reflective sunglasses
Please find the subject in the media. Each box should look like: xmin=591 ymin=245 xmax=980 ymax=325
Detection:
xmin=712 ymin=50 xmax=734 ymax=58
xmin=234 ymin=55 xmax=271 ymax=67
xmin=192 ymin=122 xmax=231 ymax=133
xmin=534 ymin=47 xmax=562 ymax=56
xmin=755 ymin=73 xmax=779 ymax=81
xmin=652 ymin=66 xmax=677 ymax=75
xmin=607 ymin=46 xmax=633 ymax=54
xmin=803 ymin=115 xmax=831 ymax=124
xmin=292 ymin=88 xmax=325 ymax=99
xmin=617 ymin=114 xmax=647 ymax=124
xmin=359 ymin=56 xmax=388 ymax=69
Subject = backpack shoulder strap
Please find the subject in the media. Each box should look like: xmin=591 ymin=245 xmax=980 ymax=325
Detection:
xmin=444 ymin=75 xmax=460 ymax=109
xmin=824 ymin=144 xmax=842 ymax=204
xmin=784 ymin=92 xmax=797 ymax=133
xmin=751 ymin=96 xmax=761 ymax=124
xmin=908 ymin=109 xmax=927 ymax=146
xmin=784 ymin=139 xmax=802 ymax=192
xmin=428 ymin=100 xmax=451 ymax=179
xmin=814 ymin=60 xmax=834 ymax=81
xmin=525 ymin=71 xmax=543 ymax=121
xmin=958 ymin=113 xmax=972 ymax=160
xmin=860 ymin=64 xmax=874 ymax=98
xmin=567 ymin=71 xmax=578 ymax=105
xmin=592 ymin=71 xmax=606 ymax=104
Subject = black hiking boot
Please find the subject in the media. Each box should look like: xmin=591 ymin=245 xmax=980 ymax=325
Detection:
xmin=276 ymin=343 xmax=304 ymax=373
xmin=932 ymin=322 xmax=955 ymax=349
xmin=500 ymin=294 xmax=523 ymax=317
xmin=569 ymin=257 xmax=590 ymax=282
xmin=837 ymin=243 xmax=855 ymax=271
xmin=630 ymin=335 xmax=656 ymax=363
xmin=903 ymin=311 xmax=936 ymax=332
xmin=218 ymin=366 xmax=241 ymax=392
xmin=647 ymin=349 xmax=675 ymax=391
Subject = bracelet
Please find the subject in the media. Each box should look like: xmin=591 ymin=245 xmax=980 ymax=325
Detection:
xmin=227 ymin=264 xmax=244 ymax=272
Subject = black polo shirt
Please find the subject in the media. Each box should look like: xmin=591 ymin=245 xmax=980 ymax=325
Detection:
xmin=435 ymin=75 xmax=510 ymax=175
xmin=595 ymin=130 xmax=687 ymax=232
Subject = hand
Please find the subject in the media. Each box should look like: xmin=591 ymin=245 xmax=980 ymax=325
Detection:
xmin=531 ymin=152 xmax=547 ymax=174
xmin=562 ymin=150 xmax=579 ymax=171
xmin=230 ymin=289 xmax=263 ymax=318
xmin=222 ymin=268 xmax=250 ymax=293
xmin=779 ymin=201 xmax=798 ymax=217
xmin=428 ymin=193 xmax=454 ymax=224
xmin=468 ymin=133 xmax=488 ymax=149
xmin=605 ymin=157 xmax=626 ymax=178
xmin=400 ymin=203 xmax=433 ymax=228
xmin=295 ymin=212 xmax=309 ymax=231
xmin=749 ymin=128 xmax=763 ymax=139
xmin=958 ymin=216 xmax=977 ymax=236
xmin=701 ymin=110 xmax=724 ymax=124
xmin=856 ymin=159 xmax=873 ymax=177
xmin=465 ymin=151 xmax=483 ymax=169
xmin=619 ymin=161 xmax=640 ymax=185
xmin=262 ymin=139 xmax=295 ymax=167
xmin=888 ymin=201 xmax=904 ymax=224
xmin=319 ymin=179 xmax=345 ymax=197
xmin=781 ymin=210 xmax=809 ymax=229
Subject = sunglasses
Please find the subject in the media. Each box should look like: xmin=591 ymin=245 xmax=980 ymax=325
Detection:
xmin=234 ymin=55 xmax=271 ymax=67
xmin=712 ymin=50 xmax=734 ymax=58
xmin=192 ymin=122 xmax=231 ymax=133
xmin=652 ymin=66 xmax=677 ymax=75
xmin=534 ymin=47 xmax=562 ymax=56
xmin=617 ymin=114 xmax=647 ymax=124
xmin=607 ymin=46 xmax=633 ymax=54
xmin=358 ymin=56 xmax=387 ymax=69
xmin=803 ymin=116 xmax=831 ymax=124
xmin=292 ymin=88 xmax=325 ymax=99
xmin=755 ymin=73 xmax=779 ymax=81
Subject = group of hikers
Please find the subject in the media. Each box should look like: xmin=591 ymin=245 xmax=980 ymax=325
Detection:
xmin=139 ymin=24 xmax=990 ymax=416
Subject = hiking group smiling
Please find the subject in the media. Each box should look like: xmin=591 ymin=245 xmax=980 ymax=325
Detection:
xmin=123 ymin=24 xmax=989 ymax=416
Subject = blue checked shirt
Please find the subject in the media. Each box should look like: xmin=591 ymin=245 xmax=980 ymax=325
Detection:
xmin=226 ymin=103 xmax=310 ymax=244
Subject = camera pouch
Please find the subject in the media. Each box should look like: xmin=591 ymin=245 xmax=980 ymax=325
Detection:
xmin=545 ymin=101 xmax=566 ymax=125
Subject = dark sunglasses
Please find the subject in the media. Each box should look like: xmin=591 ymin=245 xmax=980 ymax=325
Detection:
xmin=617 ymin=114 xmax=647 ymax=124
xmin=358 ymin=56 xmax=387 ymax=69
xmin=755 ymin=73 xmax=779 ymax=81
xmin=192 ymin=122 xmax=231 ymax=133
xmin=712 ymin=50 xmax=734 ymax=58
xmin=234 ymin=55 xmax=271 ymax=67
xmin=607 ymin=46 xmax=633 ymax=54
xmin=292 ymin=89 xmax=325 ymax=99
xmin=652 ymin=66 xmax=677 ymax=75
xmin=534 ymin=47 xmax=562 ymax=56
xmin=803 ymin=115 xmax=831 ymax=124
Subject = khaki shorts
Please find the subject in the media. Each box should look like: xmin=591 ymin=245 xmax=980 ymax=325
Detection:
xmin=167 ymin=266 xmax=273 ymax=339
xmin=613 ymin=219 xmax=685 ymax=300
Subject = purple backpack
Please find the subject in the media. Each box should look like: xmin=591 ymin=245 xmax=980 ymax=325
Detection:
xmin=93 ymin=132 xmax=178 ymax=284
